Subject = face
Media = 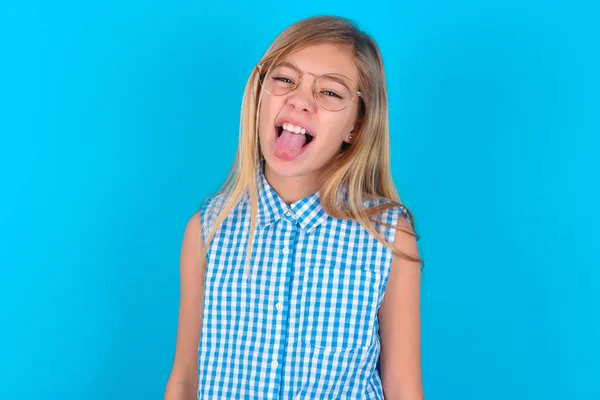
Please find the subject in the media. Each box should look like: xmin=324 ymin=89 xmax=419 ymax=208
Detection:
xmin=257 ymin=43 xmax=361 ymax=181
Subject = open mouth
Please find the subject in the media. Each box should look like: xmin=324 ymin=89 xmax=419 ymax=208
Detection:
xmin=273 ymin=122 xmax=315 ymax=161
xmin=275 ymin=124 xmax=314 ymax=146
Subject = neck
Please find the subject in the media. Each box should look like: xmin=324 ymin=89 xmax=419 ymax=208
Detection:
xmin=264 ymin=164 xmax=321 ymax=204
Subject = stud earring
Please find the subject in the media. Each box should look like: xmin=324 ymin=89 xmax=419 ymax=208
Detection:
xmin=348 ymin=134 xmax=353 ymax=140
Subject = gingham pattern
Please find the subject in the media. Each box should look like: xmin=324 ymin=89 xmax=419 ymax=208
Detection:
xmin=197 ymin=164 xmax=410 ymax=399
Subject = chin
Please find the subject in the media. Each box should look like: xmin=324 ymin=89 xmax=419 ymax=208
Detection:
xmin=263 ymin=152 xmax=319 ymax=179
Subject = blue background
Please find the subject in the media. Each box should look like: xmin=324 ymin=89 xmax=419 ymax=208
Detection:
xmin=1 ymin=1 xmax=598 ymax=399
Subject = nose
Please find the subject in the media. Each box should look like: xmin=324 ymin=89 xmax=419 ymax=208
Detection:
xmin=286 ymin=73 xmax=317 ymax=113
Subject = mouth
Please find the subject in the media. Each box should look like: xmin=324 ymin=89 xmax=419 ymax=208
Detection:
xmin=272 ymin=121 xmax=315 ymax=161
xmin=275 ymin=122 xmax=315 ymax=146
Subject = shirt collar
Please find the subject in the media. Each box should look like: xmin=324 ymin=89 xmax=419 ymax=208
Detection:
xmin=255 ymin=163 xmax=327 ymax=232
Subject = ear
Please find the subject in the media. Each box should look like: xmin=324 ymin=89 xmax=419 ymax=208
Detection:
xmin=343 ymin=119 xmax=362 ymax=144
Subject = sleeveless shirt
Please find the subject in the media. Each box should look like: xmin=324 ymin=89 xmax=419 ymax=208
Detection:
xmin=197 ymin=164 xmax=410 ymax=399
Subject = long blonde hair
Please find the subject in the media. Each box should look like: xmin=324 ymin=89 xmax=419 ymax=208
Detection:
xmin=202 ymin=16 xmax=423 ymax=273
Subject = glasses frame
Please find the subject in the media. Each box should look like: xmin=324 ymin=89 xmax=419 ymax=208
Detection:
xmin=256 ymin=61 xmax=364 ymax=112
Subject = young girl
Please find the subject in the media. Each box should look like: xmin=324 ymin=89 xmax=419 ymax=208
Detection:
xmin=165 ymin=16 xmax=424 ymax=400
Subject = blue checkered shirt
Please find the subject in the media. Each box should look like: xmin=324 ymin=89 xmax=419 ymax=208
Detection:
xmin=198 ymin=167 xmax=409 ymax=399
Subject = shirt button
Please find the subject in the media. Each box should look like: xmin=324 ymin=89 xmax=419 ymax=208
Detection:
xmin=275 ymin=302 xmax=283 ymax=311
xmin=271 ymin=360 xmax=278 ymax=368
xmin=282 ymin=247 xmax=289 ymax=255
xmin=284 ymin=209 xmax=292 ymax=216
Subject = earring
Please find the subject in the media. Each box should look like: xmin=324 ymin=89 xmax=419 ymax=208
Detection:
xmin=348 ymin=134 xmax=353 ymax=140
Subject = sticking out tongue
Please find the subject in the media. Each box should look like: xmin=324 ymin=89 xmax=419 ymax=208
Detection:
xmin=275 ymin=130 xmax=306 ymax=161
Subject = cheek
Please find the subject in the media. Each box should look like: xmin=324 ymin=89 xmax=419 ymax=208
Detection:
xmin=258 ymin=96 xmax=280 ymax=136
xmin=257 ymin=108 xmax=270 ymax=142
xmin=320 ymin=113 xmax=354 ymax=143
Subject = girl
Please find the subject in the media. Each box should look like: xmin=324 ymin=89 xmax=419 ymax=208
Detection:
xmin=165 ymin=16 xmax=424 ymax=400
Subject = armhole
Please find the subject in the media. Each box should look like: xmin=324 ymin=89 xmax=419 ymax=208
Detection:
xmin=378 ymin=205 xmax=411 ymax=308
xmin=386 ymin=205 xmax=411 ymax=249
xmin=198 ymin=196 xmax=212 ymax=247
xmin=199 ymin=194 xmax=220 ymax=249
xmin=198 ymin=193 xmax=229 ymax=251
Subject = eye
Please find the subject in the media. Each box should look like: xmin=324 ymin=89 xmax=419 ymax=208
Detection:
xmin=321 ymin=90 xmax=343 ymax=99
xmin=273 ymin=76 xmax=295 ymax=85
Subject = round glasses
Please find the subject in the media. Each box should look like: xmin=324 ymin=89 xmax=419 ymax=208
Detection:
xmin=257 ymin=61 xmax=364 ymax=112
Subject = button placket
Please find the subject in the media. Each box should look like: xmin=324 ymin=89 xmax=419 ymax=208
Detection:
xmin=269 ymin=206 xmax=298 ymax=387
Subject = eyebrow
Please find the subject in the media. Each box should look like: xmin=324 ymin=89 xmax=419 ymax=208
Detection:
xmin=322 ymin=74 xmax=352 ymax=92
xmin=276 ymin=61 xmax=299 ymax=70
xmin=276 ymin=61 xmax=354 ymax=92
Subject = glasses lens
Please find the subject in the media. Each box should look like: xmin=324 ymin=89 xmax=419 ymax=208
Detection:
xmin=263 ymin=63 xmax=300 ymax=96
xmin=315 ymin=74 xmax=355 ymax=111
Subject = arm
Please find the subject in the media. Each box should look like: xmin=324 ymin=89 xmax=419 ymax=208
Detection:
xmin=378 ymin=215 xmax=424 ymax=400
xmin=165 ymin=212 xmax=206 ymax=400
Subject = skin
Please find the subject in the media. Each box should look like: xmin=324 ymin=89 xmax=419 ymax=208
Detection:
xmin=164 ymin=214 xmax=204 ymax=400
xmin=165 ymin=43 xmax=423 ymax=400
xmin=258 ymin=43 xmax=360 ymax=204
xmin=379 ymin=217 xmax=424 ymax=400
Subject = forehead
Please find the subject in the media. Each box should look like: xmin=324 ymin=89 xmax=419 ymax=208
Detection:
xmin=282 ymin=43 xmax=358 ymax=82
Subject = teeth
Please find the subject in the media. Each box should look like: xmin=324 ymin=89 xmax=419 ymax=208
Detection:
xmin=281 ymin=122 xmax=309 ymax=135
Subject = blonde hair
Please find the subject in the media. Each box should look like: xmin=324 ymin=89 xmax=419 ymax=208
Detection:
xmin=202 ymin=16 xmax=423 ymax=274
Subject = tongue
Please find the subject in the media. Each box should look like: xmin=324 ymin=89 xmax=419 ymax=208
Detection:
xmin=275 ymin=130 xmax=306 ymax=161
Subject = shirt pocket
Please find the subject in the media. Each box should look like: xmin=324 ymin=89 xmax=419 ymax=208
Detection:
xmin=298 ymin=263 xmax=382 ymax=354
xmin=292 ymin=343 xmax=366 ymax=399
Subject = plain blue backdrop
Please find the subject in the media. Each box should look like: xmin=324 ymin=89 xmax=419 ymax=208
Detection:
xmin=1 ymin=1 xmax=598 ymax=399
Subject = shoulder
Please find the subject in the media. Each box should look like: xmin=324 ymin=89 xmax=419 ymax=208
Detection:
xmin=385 ymin=204 xmax=412 ymax=228
xmin=392 ymin=214 xmax=419 ymax=261
xmin=182 ymin=211 xmax=202 ymax=254
xmin=184 ymin=211 xmax=201 ymax=238
xmin=363 ymin=199 xmax=413 ymax=242
xmin=383 ymin=203 xmax=418 ymax=260
xmin=198 ymin=191 xmax=245 ymax=245
xmin=199 ymin=191 xmax=229 ymax=224
xmin=200 ymin=192 xmax=229 ymax=218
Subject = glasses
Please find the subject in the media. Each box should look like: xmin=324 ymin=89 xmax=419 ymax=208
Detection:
xmin=257 ymin=61 xmax=364 ymax=112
